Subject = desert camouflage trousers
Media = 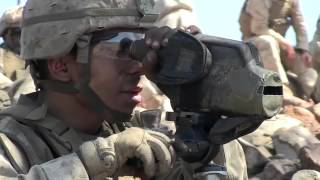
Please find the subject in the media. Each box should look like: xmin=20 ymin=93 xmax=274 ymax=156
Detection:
xmin=246 ymin=35 xmax=288 ymax=84
xmin=246 ymin=35 xmax=318 ymax=98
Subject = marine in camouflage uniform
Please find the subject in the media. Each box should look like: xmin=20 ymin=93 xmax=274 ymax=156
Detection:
xmin=239 ymin=0 xmax=317 ymax=98
xmin=0 ymin=0 xmax=247 ymax=179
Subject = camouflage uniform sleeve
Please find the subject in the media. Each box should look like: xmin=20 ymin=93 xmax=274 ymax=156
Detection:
xmin=0 ymin=133 xmax=90 ymax=180
xmin=0 ymin=48 xmax=5 ymax=74
xmin=153 ymin=0 xmax=198 ymax=28
xmin=310 ymin=16 xmax=320 ymax=56
xmin=246 ymin=0 xmax=287 ymax=43
xmin=290 ymin=0 xmax=309 ymax=51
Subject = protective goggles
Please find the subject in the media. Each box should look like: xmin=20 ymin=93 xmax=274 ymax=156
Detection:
xmin=91 ymin=32 xmax=146 ymax=59
xmin=92 ymin=32 xmax=145 ymax=44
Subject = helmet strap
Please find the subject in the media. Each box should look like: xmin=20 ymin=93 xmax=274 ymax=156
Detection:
xmin=35 ymin=34 xmax=132 ymax=122
xmin=75 ymin=34 xmax=132 ymax=122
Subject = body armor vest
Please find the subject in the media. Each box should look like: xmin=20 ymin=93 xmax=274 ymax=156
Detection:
xmin=239 ymin=0 xmax=293 ymax=39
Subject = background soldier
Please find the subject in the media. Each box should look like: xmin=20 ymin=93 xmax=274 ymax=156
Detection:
xmin=0 ymin=6 xmax=26 ymax=109
xmin=239 ymin=0 xmax=318 ymax=99
xmin=0 ymin=0 xmax=247 ymax=179
xmin=0 ymin=6 xmax=35 ymax=104
xmin=0 ymin=5 xmax=25 ymax=81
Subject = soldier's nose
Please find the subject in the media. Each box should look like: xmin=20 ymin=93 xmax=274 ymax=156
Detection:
xmin=127 ymin=60 xmax=143 ymax=76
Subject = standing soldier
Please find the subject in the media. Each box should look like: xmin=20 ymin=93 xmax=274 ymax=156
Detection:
xmin=239 ymin=0 xmax=318 ymax=98
xmin=0 ymin=0 xmax=248 ymax=179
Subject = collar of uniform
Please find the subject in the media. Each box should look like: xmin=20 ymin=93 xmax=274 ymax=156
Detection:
xmin=16 ymin=92 xmax=72 ymax=135
xmin=21 ymin=91 xmax=48 ymax=121
xmin=1 ymin=91 xmax=127 ymax=138
xmin=0 ymin=91 xmax=71 ymax=135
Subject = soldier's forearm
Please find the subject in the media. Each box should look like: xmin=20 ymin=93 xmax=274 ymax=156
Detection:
xmin=0 ymin=153 xmax=90 ymax=180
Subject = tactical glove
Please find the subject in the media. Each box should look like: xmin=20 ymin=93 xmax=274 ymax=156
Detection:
xmin=78 ymin=127 xmax=174 ymax=178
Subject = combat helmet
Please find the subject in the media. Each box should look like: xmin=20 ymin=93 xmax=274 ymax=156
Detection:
xmin=21 ymin=0 xmax=164 ymax=60
xmin=0 ymin=6 xmax=23 ymax=37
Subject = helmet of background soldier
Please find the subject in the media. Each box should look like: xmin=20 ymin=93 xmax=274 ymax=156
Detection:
xmin=0 ymin=6 xmax=23 ymax=37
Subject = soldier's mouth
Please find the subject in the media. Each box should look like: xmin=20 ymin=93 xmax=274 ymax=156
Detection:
xmin=121 ymin=86 xmax=142 ymax=94
xmin=120 ymin=86 xmax=143 ymax=103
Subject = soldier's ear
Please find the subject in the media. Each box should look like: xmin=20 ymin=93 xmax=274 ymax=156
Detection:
xmin=47 ymin=56 xmax=74 ymax=82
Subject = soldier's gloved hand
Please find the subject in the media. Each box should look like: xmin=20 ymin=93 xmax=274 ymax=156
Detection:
xmin=143 ymin=25 xmax=201 ymax=79
xmin=142 ymin=26 xmax=176 ymax=79
xmin=78 ymin=127 xmax=174 ymax=178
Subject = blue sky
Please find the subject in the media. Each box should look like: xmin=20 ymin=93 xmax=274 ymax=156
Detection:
xmin=1 ymin=0 xmax=320 ymax=46
xmin=192 ymin=0 xmax=320 ymax=44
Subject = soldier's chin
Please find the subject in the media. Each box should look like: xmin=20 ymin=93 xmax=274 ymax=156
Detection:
xmin=114 ymin=102 xmax=138 ymax=115
xmin=102 ymin=108 xmax=133 ymax=122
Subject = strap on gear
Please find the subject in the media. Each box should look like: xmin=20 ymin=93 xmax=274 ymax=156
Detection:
xmin=75 ymin=34 xmax=106 ymax=113
xmin=23 ymin=2 xmax=159 ymax=27
xmin=39 ymin=80 xmax=78 ymax=94
xmin=75 ymin=34 xmax=132 ymax=122
xmin=23 ymin=8 xmax=140 ymax=27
